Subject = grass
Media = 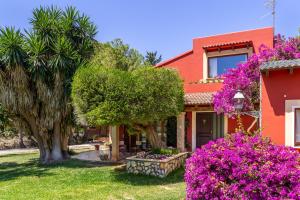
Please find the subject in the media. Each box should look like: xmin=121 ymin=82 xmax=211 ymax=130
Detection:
xmin=0 ymin=153 xmax=186 ymax=200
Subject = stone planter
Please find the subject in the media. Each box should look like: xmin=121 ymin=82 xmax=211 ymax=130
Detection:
xmin=126 ymin=152 xmax=188 ymax=178
xmin=99 ymin=145 xmax=111 ymax=161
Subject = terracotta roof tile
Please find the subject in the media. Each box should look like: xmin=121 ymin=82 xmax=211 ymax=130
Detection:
xmin=260 ymin=59 xmax=300 ymax=71
xmin=184 ymin=92 xmax=215 ymax=105
xmin=202 ymin=40 xmax=253 ymax=49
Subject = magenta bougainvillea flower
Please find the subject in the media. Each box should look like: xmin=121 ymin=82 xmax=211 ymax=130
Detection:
xmin=213 ymin=35 xmax=300 ymax=115
xmin=185 ymin=133 xmax=300 ymax=200
xmin=189 ymin=35 xmax=300 ymax=199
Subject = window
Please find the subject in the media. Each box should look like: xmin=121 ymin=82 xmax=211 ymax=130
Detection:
xmin=295 ymin=108 xmax=300 ymax=146
xmin=208 ymin=54 xmax=247 ymax=78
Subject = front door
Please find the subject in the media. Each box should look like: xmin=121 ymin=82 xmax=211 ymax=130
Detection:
xmin=196 ymin=112 xmax=213 ymax=147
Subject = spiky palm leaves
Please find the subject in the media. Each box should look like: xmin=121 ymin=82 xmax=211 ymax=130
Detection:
xmin=0 ymin=28 xmax=32 ymax=113
xmin=144 ymin=51 xmax=162 ymax=66
xmin=0 ymin=6 xmax=96 ymax=163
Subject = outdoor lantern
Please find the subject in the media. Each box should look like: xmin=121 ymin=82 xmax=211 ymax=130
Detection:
xmin=233 ymin=90 xmax=245 ymax=112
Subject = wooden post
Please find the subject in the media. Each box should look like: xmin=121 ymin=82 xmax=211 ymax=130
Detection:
xmin=177 ymin=112 xmax=186 ymax=152
xmin=111 ymin=125 xmax=119 ymax=161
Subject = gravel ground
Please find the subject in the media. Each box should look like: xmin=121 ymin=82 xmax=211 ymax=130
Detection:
xmin=0 ymin=144 xmax=96 ymax=156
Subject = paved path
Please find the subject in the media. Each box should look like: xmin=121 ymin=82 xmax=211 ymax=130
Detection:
xmin=0 ymin=144 xmax=96 ymax=156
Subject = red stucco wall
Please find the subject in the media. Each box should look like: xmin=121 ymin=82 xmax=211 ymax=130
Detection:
xmin=228 ymin=115 xmax=259 ymax=133
xmin=158 ymin=27 xmax=274 ymax=93
xmin=261 ymin=68 xmax=300 ymax=145
xmin=156 ymin=28 xmax=274 ymax=149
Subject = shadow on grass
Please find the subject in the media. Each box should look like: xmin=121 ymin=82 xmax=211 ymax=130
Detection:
xmin=0 ymin=158 xmax=52 ymax=182
xmin=0 ymin=153 xmax=36 ymax=158
xmin=41 ymin=158 xmax=121 ymax=169
xmin=0 ymin=153 xmax=186 ymax=186
xmin=0 ymin=155 xmax=119 ymax=182
xmin=111 ymin=167 xmax=185 ymax=186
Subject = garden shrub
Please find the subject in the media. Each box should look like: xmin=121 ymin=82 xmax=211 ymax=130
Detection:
xmin=152 ymin=148 xmax=179 ymax=155
xmin=185 ymin=132 xmax=300 ymax=200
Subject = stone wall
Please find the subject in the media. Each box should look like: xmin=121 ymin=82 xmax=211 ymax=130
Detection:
xmin=126 ymin=152 xmax=188 ymax=178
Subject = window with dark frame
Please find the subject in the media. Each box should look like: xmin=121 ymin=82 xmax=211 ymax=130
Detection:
xmin=208 ymin=53 xmax=248 ymax=78
xmin=295 ymin=108 xmax=300 ymax=146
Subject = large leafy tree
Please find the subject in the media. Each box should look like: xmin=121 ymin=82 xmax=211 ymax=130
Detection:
xmin=0 ymin=6 xmax=96 ymax=163
xmin=72 ymin=66 xmax=184 ymax=148
xmin=90 ymin=39 xmax=143 ymax=71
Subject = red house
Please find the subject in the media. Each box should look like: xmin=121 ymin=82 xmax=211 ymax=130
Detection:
xmin=156 ymin=27 xmax=274 ymax=152
xmin=112 ymin=27 xmax=300 ymax=161
xmin=260 ymin=59 xmax=300 ymax=149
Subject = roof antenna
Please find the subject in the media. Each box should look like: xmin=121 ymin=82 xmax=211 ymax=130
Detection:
xmin=264 ymin=0 xmax=276 ymax=34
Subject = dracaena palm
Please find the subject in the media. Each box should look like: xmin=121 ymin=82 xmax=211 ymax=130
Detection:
xmin=0 ymin=6 xmax=96 ymax=163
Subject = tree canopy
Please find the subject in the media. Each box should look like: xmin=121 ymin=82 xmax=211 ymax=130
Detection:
xmin=72 ymin=66 xmax=184 ymax=148
xmin=90 ymin=39 xmax=144 ymax=71
xmin=90 ymin=39 xmax=162 ymax=70
xmin=0 ymin=6 xmax=96 ymax=163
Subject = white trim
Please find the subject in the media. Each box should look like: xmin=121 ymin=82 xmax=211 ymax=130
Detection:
xmin=224 ymin=116 xmax=228 ymax=135
xmin=291 ymin=105 xmax=300 ymax=148
xmin=285 ymin=100 xmax=300 ymax=148
xmin=192 ymin=111 xmax=196 ymax=151
xmin=177 ymin=112 xmax=186 ymax=152
xmin=202 ymin=48 xmax=253 ymax=81
xmin=206 ymin=48 xmax=253 ymax=58
xmin=203 ymin=52 xmax=208 ymax=80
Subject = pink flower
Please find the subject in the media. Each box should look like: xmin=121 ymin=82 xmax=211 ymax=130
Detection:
xmin=213 ymin=34 xmax=300 ymax=115
xmin=185 ymin=133 xmax=300 ymax=200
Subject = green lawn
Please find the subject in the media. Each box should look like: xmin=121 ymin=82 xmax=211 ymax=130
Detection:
xmin=0 ymin=153 xmax=185 ymax=200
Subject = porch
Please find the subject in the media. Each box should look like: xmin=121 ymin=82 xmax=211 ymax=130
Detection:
xmin=109 ymin=92 xmax=230 ymax=161
xmin=107 ymin=92 xmax=259 ymax=161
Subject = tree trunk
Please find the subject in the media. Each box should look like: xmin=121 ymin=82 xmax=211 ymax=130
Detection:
xmin=160 ymin=120 xmax=166 ymax=146
xmin=134 ymin=123 xmax=165 ymax=149
xmin=146 ymin=125 xmax=165 ymax=149
xmin=61 ymin=126 xmax=71 ymax=159
xmin=41 ymin=136 xmax=51 ymax=163
xmin=61 ymin=135 xmax=70 ymax=159
xmin=51 ymin=122 xmax=63 ymax=161
xmin=25 ymin=115 xmax=70 ymax=164
xmin=18 ymin=131 xmax=26 ymax=148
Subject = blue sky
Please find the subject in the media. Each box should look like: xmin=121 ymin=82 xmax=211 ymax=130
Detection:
xmin=0 ymin=0 xmax=299 ymax=60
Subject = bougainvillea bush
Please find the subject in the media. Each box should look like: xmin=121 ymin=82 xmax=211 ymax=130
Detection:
xmin=185 ymin=133 xmax=300 ymax=200
xmin=213 ymin=35 xmax=300 ymax=115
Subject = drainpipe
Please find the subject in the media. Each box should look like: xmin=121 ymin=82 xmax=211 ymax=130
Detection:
xmin=259 ymin=69 xmax=262 ymax=133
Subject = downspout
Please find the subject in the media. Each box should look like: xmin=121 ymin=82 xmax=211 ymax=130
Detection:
xmin=259 ymin=68 xmax=262 ymax=134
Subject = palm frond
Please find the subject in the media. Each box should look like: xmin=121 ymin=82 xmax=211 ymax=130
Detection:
xmin=0 ymin=27 xmax=26 ymax=68
xmin=49 ymin=36 xmax=77 ymax=73
xmin=24 ymin=31 xmax=48 ymax=80
xmin=30 ymin=6 xmax=62 ymax=45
